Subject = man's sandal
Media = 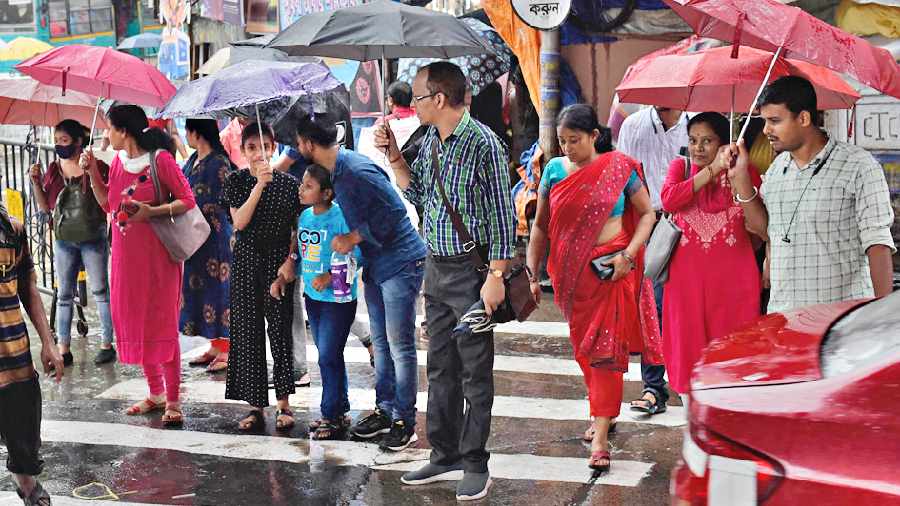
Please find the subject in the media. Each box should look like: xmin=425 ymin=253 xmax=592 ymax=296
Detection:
xmin=309 ymin=414 xmax=351 ymax=431
xmin=125 ymin=398 xmax=164 ymax=416
xmin=630 ymin=393 xmax=667 ymax=415
xmin=238 ymin=409 xmax=265 ymax=431
xmin=162 ymin=407 xmax=184 ymax=427
xmin=312 ymin=416 xmax=350 ymax=440
xmin=275 ymin=409 xmax=295 ymax=431
xmin=17 ymin=481 xmax=51 ymax=506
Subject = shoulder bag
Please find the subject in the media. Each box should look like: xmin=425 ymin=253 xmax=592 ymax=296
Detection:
xmin=148 ymin=150 xmax=211 ymax=263
xmin=643 ymin=155 xmax=690 ymax=284
xmin=430 ymin=143 xmax=536 ymax=322
xmin=53 ymin=174 xmax=105 ymax=244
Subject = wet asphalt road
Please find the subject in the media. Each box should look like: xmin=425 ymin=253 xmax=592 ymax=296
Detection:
xmin=0 ymin=292 xmax=684 ymax=506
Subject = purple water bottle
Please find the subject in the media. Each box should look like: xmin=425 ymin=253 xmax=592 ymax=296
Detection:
xmin=330 ymin=252 xmax=354 ymax=302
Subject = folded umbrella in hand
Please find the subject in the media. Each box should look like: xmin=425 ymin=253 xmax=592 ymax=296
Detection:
xmin=451 ymin=299 xmax=516 ymax=338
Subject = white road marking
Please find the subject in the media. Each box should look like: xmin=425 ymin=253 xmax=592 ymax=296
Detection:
xmin=180 ymin=342 xmax=655 ymax=382
xmin=97 ymin=379 xmax=686 ymax=427
xmin=38 ymin=420 xmax=653 ymax=487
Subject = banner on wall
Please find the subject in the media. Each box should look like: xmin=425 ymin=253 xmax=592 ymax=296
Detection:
xmin=223 ymin=0 xmax=244 ymax=26
xmin=279 ymin=0 xmax=365 ymax=30
xmin=201 ymin=0 xmax=225 ymax=21
xmin=159 ymin=0 xmax=190 ymax=81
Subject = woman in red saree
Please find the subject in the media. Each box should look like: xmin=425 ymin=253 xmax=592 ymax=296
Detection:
xmin=527 ymin=104 xmax=662 ymax=473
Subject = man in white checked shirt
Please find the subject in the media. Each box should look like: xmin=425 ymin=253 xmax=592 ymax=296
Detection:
xmin=616 ymin=105 xmax=688 ymax=416
xmin=727 ymin=76 xmax=895 ymax=313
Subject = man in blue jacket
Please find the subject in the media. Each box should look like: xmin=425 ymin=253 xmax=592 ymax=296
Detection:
xmin=295 ymin=113 xmax=427 ymax=452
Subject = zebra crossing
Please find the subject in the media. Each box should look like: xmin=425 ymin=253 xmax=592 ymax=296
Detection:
xmin=10 ymin=313 xmax=684 ymax=505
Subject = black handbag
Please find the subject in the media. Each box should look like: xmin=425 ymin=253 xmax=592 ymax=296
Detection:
xmin=430 ymin=143 xmax=536 ymax=322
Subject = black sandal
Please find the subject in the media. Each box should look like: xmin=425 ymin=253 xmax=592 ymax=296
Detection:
xmin=275 ymin=408 xmax=295 ymax=431
xmin=630 ymin=393 xmax=667 ymax=415
xmin=238 ymin=409 xmax=265 ymax=431
xmin=17 ymin=481 xmax=51 ymax=506
xmin=312 ymin=416 xmax=349 ymax=440
xmin=310 ymin=414 xmax=351 ymax=431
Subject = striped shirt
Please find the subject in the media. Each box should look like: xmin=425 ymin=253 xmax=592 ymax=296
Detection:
xmin=0 ymin=214 xmax=35 ymax=389
xmin=405 ymin=111 xmax=516 ymax=260
xmin=762 ymin=137 xmax=896 ymax=314
xmin=616 ymin=107 xmax=689 ymax=210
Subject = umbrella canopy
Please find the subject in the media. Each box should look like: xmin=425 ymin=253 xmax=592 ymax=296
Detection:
xmin=232 ymin=34 xmax=275 ymax=47
xmin=117 ymin=32 xmax=162 ymax=50
xmin=16 ymin=45 xmax=176 ymax=108
xmin=0 ymin=37 xmax=53 ymax=61
xmin=197 ymin=45 xmax=317 ymax=76
xmin=617 ymin=45 xmax=860 ymax=112
xmin=0 ymin=77 xmax=110 ymax=128
xmin=661 ymin=0 xmax=900 ymax=99
xmin=267 ymin=0 xmax=494 ymax=60
xmin=159 ymin=59 xmax=342 ymax=118
xmin=396 ymin=18 xmax=512 ymax=95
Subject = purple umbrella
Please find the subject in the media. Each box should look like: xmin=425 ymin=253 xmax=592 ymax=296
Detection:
xmin=159 ymin=59 xmax=341 ymax=118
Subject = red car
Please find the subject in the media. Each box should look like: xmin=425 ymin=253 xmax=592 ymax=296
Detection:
xmin=672 ymin=292 xmax=900 ymax=505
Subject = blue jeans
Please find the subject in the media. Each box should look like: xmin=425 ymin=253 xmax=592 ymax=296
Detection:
xmin=304 ymin=296 xmax=356 ymax=419
xmin=364 ymin=259 xmax=424 ymax=426
xmin=642 ymin=278 xmax=668 ymax=403
xmin=54 ymin=234 xmax=113 ymax=347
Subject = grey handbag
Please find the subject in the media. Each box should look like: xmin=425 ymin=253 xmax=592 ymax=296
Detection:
xmin=148 ymin=150 xmax=211 ymax=263
xmin=644 ymin=156 xmax=690 ymax=284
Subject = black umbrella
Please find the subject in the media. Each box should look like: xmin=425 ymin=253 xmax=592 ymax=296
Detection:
xmin=267 ymin=0 xmax=494 ymax=119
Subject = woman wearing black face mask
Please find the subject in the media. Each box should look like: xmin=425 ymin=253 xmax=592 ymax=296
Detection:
xmin=30 ymin=119 xmax=116 ymax=367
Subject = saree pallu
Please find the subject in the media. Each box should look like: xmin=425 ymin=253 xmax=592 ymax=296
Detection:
xmin=547 ymin=152 xmax=663 ymax=373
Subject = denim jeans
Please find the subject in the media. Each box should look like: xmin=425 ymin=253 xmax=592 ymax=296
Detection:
xmin=642 ymin=278 xmax=669 ymax=404
xmin=304 ymin=296 xmax=356 ymax=419
xmin=54 ymin=233 xmax=113 ymax=347
xmin=363 ymin=258 xmax=425 ymax=426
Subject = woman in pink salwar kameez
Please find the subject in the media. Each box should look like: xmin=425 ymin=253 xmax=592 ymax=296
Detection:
xmin=659 ymin=112 xmax=762 ymax=398
xmin=84 ymin=105 xmax=196 ymax=426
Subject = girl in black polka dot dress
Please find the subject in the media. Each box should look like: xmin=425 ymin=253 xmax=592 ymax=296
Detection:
xmin=222 ymin=122 xmax=302 ymax=431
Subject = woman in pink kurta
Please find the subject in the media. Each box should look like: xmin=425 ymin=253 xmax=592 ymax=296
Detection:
xmin=85 ymin=105 xmax=196 ymax=426
xmin=659 ymin=112 xmax=762 ymax=395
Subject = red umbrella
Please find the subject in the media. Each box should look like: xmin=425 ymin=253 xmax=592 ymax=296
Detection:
xmin=661 ymin=0 xmax=900 ymax=100
xmin=617 ymin=45 xmax=860 ymax=112
xmin=15 ymin=45 xmax=176 ymax=108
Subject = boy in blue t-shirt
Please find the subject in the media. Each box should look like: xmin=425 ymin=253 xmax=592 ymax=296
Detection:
xmin=273 ymin=164 xmax=359 ymax=440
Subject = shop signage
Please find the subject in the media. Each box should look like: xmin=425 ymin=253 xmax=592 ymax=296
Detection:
xmin=853 ymin=94 xmax=900 ymax=151
xmin=511 ymin=0 xmax=571 ymax=30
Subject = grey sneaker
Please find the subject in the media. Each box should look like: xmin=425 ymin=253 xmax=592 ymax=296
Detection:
xmin=400 ymin=462 xmax=464 ymax=485
xmin=456 ymin=472 xmax=492 ymax=501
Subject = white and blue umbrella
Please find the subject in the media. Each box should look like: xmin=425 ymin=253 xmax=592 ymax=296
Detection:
xmin=117 ymin=32 xmax=163 ymax=51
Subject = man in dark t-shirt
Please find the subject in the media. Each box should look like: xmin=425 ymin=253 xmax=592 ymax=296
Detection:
xmin=0 ymin=208 xmax=63 ymax=505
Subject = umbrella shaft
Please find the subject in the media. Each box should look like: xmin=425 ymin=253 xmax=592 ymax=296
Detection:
xmin=738 ymin=46 xmax=783 ymax=142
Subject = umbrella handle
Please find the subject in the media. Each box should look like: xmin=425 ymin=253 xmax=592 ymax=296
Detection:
xmin=88 ymin=97 xmax=101 ymax=149
xmin=255 ymin=103 xmax=268 ymax=164
xmin=738 ymin=46 xmax=783 ymax=142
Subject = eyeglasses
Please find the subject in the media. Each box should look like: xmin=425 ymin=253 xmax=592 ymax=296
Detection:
xmin=412 ymin=92 xmax=438 ymax=104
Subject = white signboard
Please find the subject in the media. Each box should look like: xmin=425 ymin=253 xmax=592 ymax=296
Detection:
xmin=853 ymin=94 xmax=900 ymax=151
xmin=512 ymin=0 xmax=572 ymax=31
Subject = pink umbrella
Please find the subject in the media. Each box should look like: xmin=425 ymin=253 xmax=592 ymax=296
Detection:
xmin=15 ymin=44 xmax=176 ymax=108
xmin=661 ymin=0 xmax=900 ymax=100
xmin=617 ymin=46 xmax=860 ymax=112
xmin=16 ymin=45 xmax=176 ymax=144
xmin=0 ymin=77 xmax=110 ymax=128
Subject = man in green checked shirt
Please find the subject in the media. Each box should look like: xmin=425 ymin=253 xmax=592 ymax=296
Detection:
xmin=376 ymin=61 xmax=516 ymax=502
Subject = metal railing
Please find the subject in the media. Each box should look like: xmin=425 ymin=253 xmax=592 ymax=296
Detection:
xmin=1 ymin=138 xmax=57 ymax=292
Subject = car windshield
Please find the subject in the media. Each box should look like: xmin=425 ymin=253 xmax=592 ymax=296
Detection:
xmin=821 ymin=291 xmax=900 ymax=378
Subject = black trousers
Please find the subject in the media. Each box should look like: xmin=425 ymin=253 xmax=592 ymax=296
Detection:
xmin=0 ymin=375 xmax=43 ymax=476
xmin=423 ymin=254 xmax=494 ymax=474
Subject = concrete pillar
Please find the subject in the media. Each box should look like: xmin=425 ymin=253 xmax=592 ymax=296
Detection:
xmin=539 ymin=28 xmax=560 ymax=158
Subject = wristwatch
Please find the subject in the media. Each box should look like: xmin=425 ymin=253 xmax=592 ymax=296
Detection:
xmin=489 ymin=269 xmax=504 ymax=279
